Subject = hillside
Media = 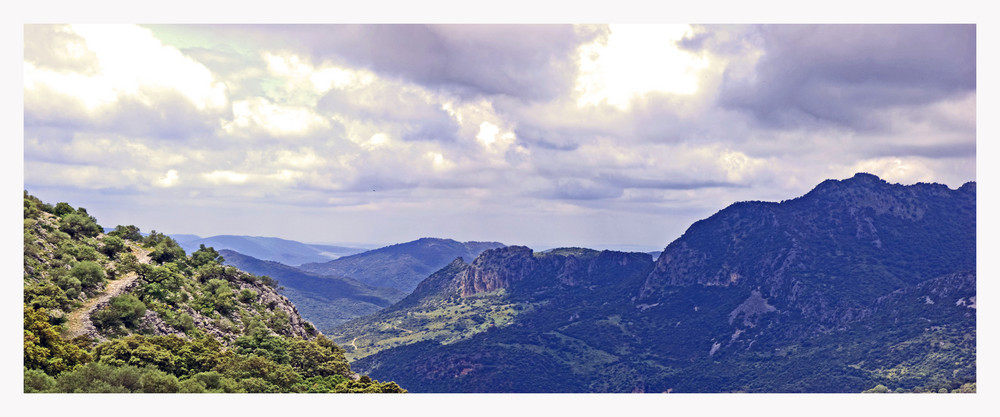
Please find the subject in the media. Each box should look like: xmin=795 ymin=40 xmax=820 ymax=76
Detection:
xmin=298 ymin=237 xmax=505 ymax=292
xmin=173 ymin=235 xmax=366 ymax=266
xmin=23 ymin=192 xmax=405 ymax=393
xmin=219 ymin=249 xmax=406 ymax=333
xmin=336 ymin=174 xmax=975 ymax=393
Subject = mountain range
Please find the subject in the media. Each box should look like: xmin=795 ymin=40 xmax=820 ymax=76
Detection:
xmin=214 ymin=238 xmax=505 ymax=334
xmin=171 ymin=234 xmax=367 ymax=266
xmin=218 ymin=249 xmax=405 ymax=332
xmin=297 ymin=238 xmax=505 ymax=292
xmin=23 ymin=173 xmax=976 ymax=393
xmin=332 ymin=173 xmax=976 ymax=393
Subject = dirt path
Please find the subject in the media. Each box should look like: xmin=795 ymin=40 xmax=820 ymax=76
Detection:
xmin=350 ymin=337 xmax=359 ymax=350
xmin=391 ymin=323 xmax=413 ymax=333
xmin=64 ymin=246 xmax=151 ymax=339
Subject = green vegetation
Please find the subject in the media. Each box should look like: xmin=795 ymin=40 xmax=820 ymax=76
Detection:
xmin=23 ymin=191 xmax=405 ymax=393
xmin=341 ymin=176 xmax=975 ymax=393
xmin=220 ymin=249 xmax=405 ymax=333
xmin=332 ymin=287 xmax=527 ymax=361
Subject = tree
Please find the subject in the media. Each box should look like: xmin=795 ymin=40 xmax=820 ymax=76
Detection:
xmin=53 ymin=202 xmax=74 ymax=216
xmin=94 ymin=335 xmax=181 ymax=375
xmin=23 ymin=304 xmax=92 ymax=375
xmin=109 ymin=225 xmax=142 ymax=242
xmin=58 ymin=212 xmax=102 ymax=238
xmin=149 ymin=238 xmax=186 ymax=265
xmin=190 ymin=244 xmax=224 ymax=268
xmin=863 ymin=384 xmax=890 ymax=393
xmin=101 ymin=235 xmax=126 ymax=257
xmin=288 ymin=336 xmax=351 ymax=378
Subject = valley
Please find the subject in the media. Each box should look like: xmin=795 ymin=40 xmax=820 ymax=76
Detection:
xmin=23 ymin=173 xmax=977 ymax=393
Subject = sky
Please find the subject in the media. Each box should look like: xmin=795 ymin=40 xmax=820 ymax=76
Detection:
xmin=21 ymin=23 xmax=978 ymax=251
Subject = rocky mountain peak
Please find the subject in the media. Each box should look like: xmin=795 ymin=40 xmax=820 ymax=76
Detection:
xmin=456 ymin=246 xmax=536 ymax=297
xmin=640 ymin=173 xmax=976 ymax=326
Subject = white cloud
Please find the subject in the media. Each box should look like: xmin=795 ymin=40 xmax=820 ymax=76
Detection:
xmin=274 ymin=148 xmax=326 ymax=169
xmin=575 ymin=24 xmax=710 ymax=110
xmin=841 ymin=157 xmax=935 ymax=185
xmin=476 ymin=122 xmax=500 ymax=146
xmin=203 ymin=170 xmax=250 ymax=185
xmin=223 ymin=97 xmax=331 ymax=137
xmin=24 ymin=24 xmax=227 ymax=112
xmin=155 ymin=170 xmax=180 ymax=188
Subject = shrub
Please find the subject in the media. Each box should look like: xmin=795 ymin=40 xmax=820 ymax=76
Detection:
xmin=92 ymin=294 xmax=146 ymax=330
xmin=53 ymin=362 xmax=179 ymax=393
xmin=239 ymin=289 xmax=258 ymax=303
xmin=101 ymin=235 xmax=126 ymax=257
xmin=53 ymin=202 xmax=74 ymax=216
xmin=70 ymin=261 xmax=106 ymax=290
xmin=108 ymin=225 xmax=142 ymax=242
xmin=58 ymin=212 xmax=102 ymax=238
xmin=190 ymin=244 xmax=224 ymax=268
xmin=24 ymin=368 xmax=56 ymax=393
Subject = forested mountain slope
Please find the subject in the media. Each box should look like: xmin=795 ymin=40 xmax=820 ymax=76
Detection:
xmin=337 ymin=174 xmax=975 ymax=393
xmin=23 ymin=192 xmax=404 ymax=393
xmin=298 ymin=238 xmax=505 ymax=292
xmin=220 ymin=249 xmax=405 ymax=333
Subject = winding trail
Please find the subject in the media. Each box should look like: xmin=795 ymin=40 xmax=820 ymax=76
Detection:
xmin=391 ymin=323 xmax=413 ymax=333
xmin=64 ymin=246 xmax=151 ymax=339
xmin=350 ymin=337 xmax=359 ymax=350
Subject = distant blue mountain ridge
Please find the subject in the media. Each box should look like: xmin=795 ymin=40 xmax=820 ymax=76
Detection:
xmin=169 ymin=234 xmax=367 ymax=266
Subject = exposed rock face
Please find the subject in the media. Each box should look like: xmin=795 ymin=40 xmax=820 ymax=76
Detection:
xmin=456 ymin=246 xmax=537 ymax=296
xmin=728 ymin=289 xmax=777 ymax=327
xmin=447 ymin=247 xmax=655 ymax=297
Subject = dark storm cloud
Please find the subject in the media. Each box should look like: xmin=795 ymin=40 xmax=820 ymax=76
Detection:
xmin=197 ymin=24 xmax=594 ymax=101
xmin=711 ymin=25 xmax=975 ymax=131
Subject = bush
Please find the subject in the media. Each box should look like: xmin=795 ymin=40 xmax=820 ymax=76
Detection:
xmin=190 ymin=244 xmax=224 ymax=268
xmin=51 ymin=268 xmax=83 ymax=299
xmin=24 ymin=368 xmax=57 ymax=393
xmin=23 ymin=281 xmax=72 ymax=311
xmin=23 ymin=305 xmax=92 ymax=375
xmin=57 ymin=240 xmax=100 ymax=262
xmin=109 ymin=225 xmax=142 ymax=242
xmin=70 ymin=261 xmax=106 ymax=290
xmin=53 ymin=362 xmax=179 ymax=393
xmin=149 ymin=239 xmax=186 ymax=265
xmin=101 ymin=235 xmax=126 ymax=257
xmin=58 ymin=212 xmax=102 ymax=238
xmin=92 ymin=294 xmax=147 ymax=330
xmin=53 ymin=202 xmax=75 ymax=216
xmin=239 ymin=289 xmax=258 ymax=303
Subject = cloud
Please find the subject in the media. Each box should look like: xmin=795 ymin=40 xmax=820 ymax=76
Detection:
xmin=711 ymin=25 xmax=975 ymax=131
xmin=575 ymin=24 xmax=710 ymax=110
xmin=24 ymin=25 xmax=229 ymax=140
xmin=173 ymin=24 xmax=598 ymax=102
xmin=22 ymin=24 xmax=976 ymax=249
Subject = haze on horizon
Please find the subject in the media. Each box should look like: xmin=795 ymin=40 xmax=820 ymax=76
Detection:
xmin=22 ymin=24 xmax=976 ymax=251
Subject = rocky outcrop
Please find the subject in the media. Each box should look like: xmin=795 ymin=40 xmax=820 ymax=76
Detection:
xmin=456 ymin=246 xmax=537 ymax=296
